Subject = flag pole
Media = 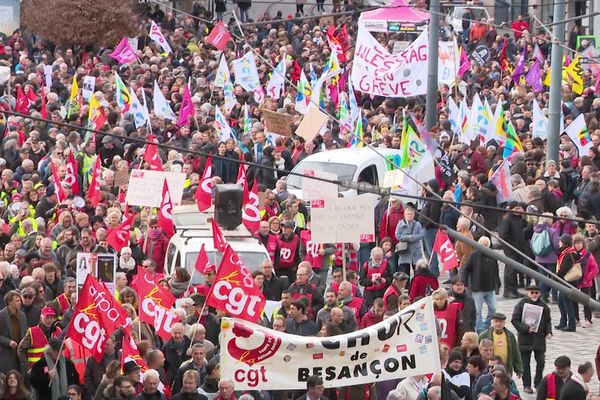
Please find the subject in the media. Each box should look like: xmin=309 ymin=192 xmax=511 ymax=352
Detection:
xmin=48 ymin=316 xmax=74 ymax=387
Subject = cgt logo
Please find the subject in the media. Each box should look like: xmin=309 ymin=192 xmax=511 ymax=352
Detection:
xmin=73 ymin=303 xmax=106 ymax=354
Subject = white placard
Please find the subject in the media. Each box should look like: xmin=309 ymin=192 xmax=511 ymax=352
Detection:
xmin=310 ymin=197 xmax=374 ymax=244
xmin=82 ymin=75 xmax=96 ymax=100
xmin=43 ymin=65 xmax=53 ymax=88
xmin=125 ymin=170 xmax=186 ymax=207
xmin=522 ymin=303 xmax=544 ymax=332
xmin=302 ymin=170 xmax=338 ymax=200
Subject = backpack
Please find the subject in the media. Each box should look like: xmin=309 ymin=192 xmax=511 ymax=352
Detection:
xmin=531 ymin=229 xmax=552 ymax=256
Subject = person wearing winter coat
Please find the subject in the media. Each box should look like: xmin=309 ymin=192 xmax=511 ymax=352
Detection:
xmin=395 ymin=205 xmax=424 ymax=277
xmin=409 ymin=259 xmax=439 ymax=300
xmin=556 ymin=234 xmax=579 ymax=332
xmin=498 ymin=201 xmax=528 ymax=298
xmin=358 ymin=247 xmax=393 ymax=306
xmin=572 ymin=235 xmax=599 ymax=328
xmin=531 ymin=214 xmax=561 ymax=303
xmin=559 ymin=362 xmax=594 ymax=400
xmin=461 ymin=236 xmax=500 ymax=333
xmin=379 ymin=197 xmax=404 ymax=244
xmin=420 ymin=179 xmax=442 ymax=274
xmin=511 ymin=285 xmax=552 ymax=394
xmin=256 ymin=146 xmax=277 ymax=189
xmin=449 ymin=277 xmax=476 ymax=332
xmin=478 ymin=313 xmax=524 ymax=378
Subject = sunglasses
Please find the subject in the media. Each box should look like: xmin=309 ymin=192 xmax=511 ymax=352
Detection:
xmin=529 ymin=291 xmax=540 ymax=294
xmin=23 ymin=295 xmax=34 ymax=299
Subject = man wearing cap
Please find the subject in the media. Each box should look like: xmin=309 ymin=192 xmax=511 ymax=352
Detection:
xmin=511 ymin=284 xmax=552 ymax=393
xmin=123 ymin=360 xmax=143 ymax=396
xmin=0 ymin=290 xmax=27 ymax=374
xmin=98 ymin=135 xmax=122 ymax=168
xmin=536 ymin=356 xmax=572 ymax=400
xmin=478 ymin=313 xmax=523 ymax=378
xmin=378 ymin=196 xmax=404 ymax=245
xmin=383 ymin=272 xmax=409 ymax=312
xmin=18 ymin=304 xmax=61 ymax=373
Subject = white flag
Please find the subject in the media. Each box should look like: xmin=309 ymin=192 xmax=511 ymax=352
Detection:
xmin=266 ymin=60 xmax=286 ymax=100
xmin=564 ymin=113 xmax=592 ymax=156
xmin=215 ymin=106 xmax=235 ymax=142
xmin=483 ymin=98 xmax=495 ymax=144
xmin=215 ymin=55 xmax=230 ymax=88
xmin=149 ymin=20 xmax=173 ymax=54
xmin=447 ymin=97 xmax=460 ymax=134
xmin=153 ymin=80 xmax=177 ymax=121
xmin=295 ymin=70 xmax=311 ymax=115
xmin=130 ymin=87 xmax=148 ymax=128
xmin=468 ymin=93 xmax=488 ymax=142
xmin=232 ymin=52 xmax=260 ymax=92
xmin=532 ymin=99 xmax=548 ymax=140
xmin=224 ymin=76 xmax=237 ymax=113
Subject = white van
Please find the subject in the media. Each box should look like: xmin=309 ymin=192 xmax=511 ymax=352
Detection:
xmin=285 ymin=147 xmax=435 ymax=203
xmin=165 ymin=205 xmax=269 ymax=284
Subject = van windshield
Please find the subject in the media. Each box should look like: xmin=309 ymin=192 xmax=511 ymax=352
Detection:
xmin=287 ymin=161 xmax=356 ymax=191
xmin=186 ymin=251 xmax=268 ymax=284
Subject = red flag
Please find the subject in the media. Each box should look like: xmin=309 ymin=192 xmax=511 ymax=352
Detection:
xmin=211 ymin=218 xmax=227 ymax=252
xmin=50 ymin=160 xmax=66 ymax=203
xmin=121 ymin=328 xmax=149 ymax=372
xmin=236 ymin=163 xmax=247 ymax=187
xmin=433 ymin=229 xmax=458 ymax=272
xmin=106 ymin=213 xmax=134 ymax=252
xmin=15 ymin=86 xmax=34 ymax=114
xmin=137 ymin=266 xmax=178 ymax=340
xmin=207 ymin=245 xmax=266 ymax=322
xmin=86 ymin=156 xmax=102 ymax=207
xmin=143 ymin=135 xmax=163 ymax=171
xmin=242 ymin=179 xmax=260 ymax=234
xmin=194 ymin=243 xmax=211 ymax=274
xmin=206 ymin=21 xmax=232 ymax=51
xmin=157 ymin=179 xmax=175 ymax=238
xmin=66 ymin=275 xmax=128 ymax=362
xmin=65 ymin=152 xmax=80 ymax=195
xmin=326 ymin=26 xmax=346 ymax=63
xmin=291 ymin=59 xmax=301 ymax=84
xmin=40 ymin=84 xmax=48 ymax=119
xmin=195 ymin=156 xmax=213 ymax=212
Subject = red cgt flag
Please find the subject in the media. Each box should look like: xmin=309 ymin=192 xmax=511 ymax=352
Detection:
xmin=433 ymin=229 xmax=459 ymax=272
xmin=66 ymin=275 xmax=128 ymax=362
xmin=194 ymin=243 xmax=211 ymax=274
xmin=143 ymin=135 xmax=163 ymax=171
xmin=195 ymin=156 xmax=213 ymax=212
xmin=65 ymin=151 xmax=81 ymax=195
xmin=50 ymin=160 xmax=67 ymax=203
xmin=206 ymin=21 xmax=232 ymax=51
xmin=136 ymin=266 xmax=178 ymax=340
xmin=157 ymin=179 xmax=175 ymax=238
xmin=207 ymin=245 xmax=266 ymax=323
xmin=211 ymin=218 xmax=227 ymax=252
xmin=242 ymin=179 xmax=260 ymax=234
xmin=86 ymin=156 xmax=102 ymax=207
xmin=121 ymin=327 xmax=149 ymax=372
xmin=106 ymin=213 xmax=134 ymax=252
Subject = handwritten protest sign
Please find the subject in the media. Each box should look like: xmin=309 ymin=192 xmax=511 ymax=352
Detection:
xmin=263 ymin=110 xmax=293 ymax=136
xmin=351 ymin=25 xmax=428 ymax=97
xmin=310 ymin=197 xmax=374 ymax=243
xmin=302 ymin=170 xmax=338 ymax=200
xmin=125 ymin=170 xmax=186 ymax=207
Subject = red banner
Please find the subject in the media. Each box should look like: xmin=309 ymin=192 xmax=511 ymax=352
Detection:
xmin=106 ymin=213 xmax=134 ymax=252
xmin=157 ymin=179 xmax=175 ymax=238
xmin=66 ymin=275 xmax=128 ymax=362
xmin=211 ymin=218 xmax=227 ymax=252
xmin=195 ymin=156 xmax=213 ymax=212
xmin=207 ymin=245 xmax=266 ymax=323
xmin=433 ymin=229 xmax=458 ymax=272
xmin=137 ymin=267 xmax=178 ymax=340
xmin=242 ymin=180 xmax=260 ymax=234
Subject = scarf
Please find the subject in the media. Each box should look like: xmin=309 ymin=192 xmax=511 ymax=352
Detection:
xmin=557 ymin=246 xmax=578 ymax=273
xmin=148 ymin=229 xmax=162 ymax=241
xmin=45 ymin=351 xmax=68 ymax=400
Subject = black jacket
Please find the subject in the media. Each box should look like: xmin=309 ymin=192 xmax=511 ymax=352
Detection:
xmin=420 ymin=194 xmax=442 ymax=229
xmin=450 ymin=291 xmax=476 ymax=332
xmin=511 ymin=297 xmax=552 ymax=352
xmin=536 ymin=373 xmax=570 ymax=400
xmin=256 ymin=156 xmax=277 ymax=189
xmin=162 ymin=336 xmax=192 ymax=383
xmin=171 ymin=393 xmax=208 ymax=400
xmin=262 ymin=274 xmax=286 ymax=301
xmin=461 ymin=250 xmax=500 ymax=293
xmin=30 ymin=356 xmax=80 ymax=399
xmin=172 ymin=361 xmax=207 ymax=395
xmin=559 ymin=377 xmax=587 ymax=400
xmin=498 ymin=213 xmax=527 ymax=259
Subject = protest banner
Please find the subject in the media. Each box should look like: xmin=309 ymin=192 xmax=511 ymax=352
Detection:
xmin=296 ymin=106 xmax=328 ymax=141
xmin=76 ymin=253 xmax=117 ymax=294
xmin=438 ymin=39 xmax=459 ymax=87
xmin=263 ymin=110 xmax=293 ymax=136
xmin=125 ymin=170 xmax=186 ymax=207
xmin=220 ymin=297 xmax=440 ymax=390
xmin=301 ymin=170 xmax=338 ymax=200
xmin=351 ymin=25 xmax=428 ymax=98
xmin=310 ymin=197 xmax=374 ymax=243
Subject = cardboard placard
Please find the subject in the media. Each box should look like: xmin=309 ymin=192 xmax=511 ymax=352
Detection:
xmin=296 ymin=106 xmax=328 ymax=141
xmin=310 ymin=197 xmax=374 ymax=244
xmin=125 ymin=170 xmax=186 ymax=207
xmin=302 ymin=169 xmax=338 ymax=200
xmin=114 ymin=169 xmax=130 ymax=188
xmin=263 ymin=110 xmax=292 ymax=136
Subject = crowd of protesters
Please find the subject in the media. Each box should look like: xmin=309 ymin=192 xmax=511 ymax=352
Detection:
xmin=0 ymin=1 xmax=596 ymax=400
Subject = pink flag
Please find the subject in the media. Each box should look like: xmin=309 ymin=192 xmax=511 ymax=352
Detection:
xmin=109 ymin=38 xmax=137 ymax=65
xmin=489 ymin=161 xmax=512 ymax=204
xmin=511 ymin=48 xmax=527 ymax=84
xmin=177 ymin=84 xmax=194 ymax=127
xmin=458 ymin=47 xmax=471 ymax=77
xmin=525 ymin=60 xmax=543 ymax=93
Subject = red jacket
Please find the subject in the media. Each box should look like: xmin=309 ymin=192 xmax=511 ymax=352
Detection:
xmin=379 ymin=206 xmax=404 ymax=243
xmin=360 ymin=309 xmax=383 ymax=328
xmin=409 ymin=272 xmax=439 ymax=300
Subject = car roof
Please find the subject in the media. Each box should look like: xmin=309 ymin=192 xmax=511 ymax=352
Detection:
xmin=294 ymin=147 xmax=402 ymax=166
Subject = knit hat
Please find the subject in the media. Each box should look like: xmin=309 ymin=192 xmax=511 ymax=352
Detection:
xmin=448 ymin=351 xmax=463 ymax=364
xmin=559 ymin=234 xmax=573 ymax=247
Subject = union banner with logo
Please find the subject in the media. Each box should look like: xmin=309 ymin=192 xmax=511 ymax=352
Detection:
xmin=219 ymin=297 xmax=440 ymax=390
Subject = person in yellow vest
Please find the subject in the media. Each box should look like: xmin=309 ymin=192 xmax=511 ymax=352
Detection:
xmin=17 ymin=305 xmax=62 ymax=374
xmin=50 ymin=277 xmax=76 ymax=321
